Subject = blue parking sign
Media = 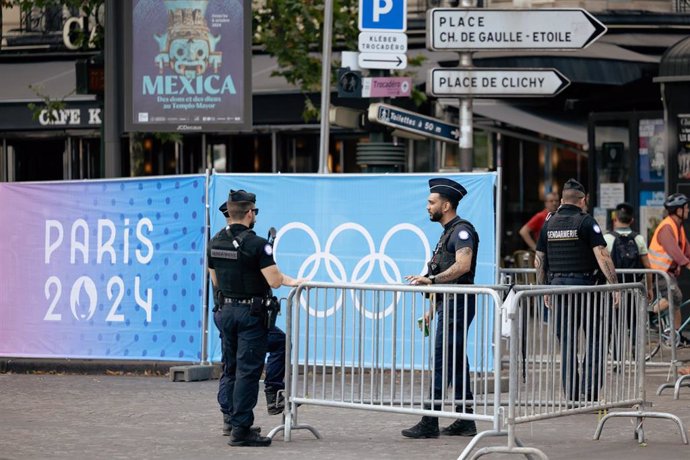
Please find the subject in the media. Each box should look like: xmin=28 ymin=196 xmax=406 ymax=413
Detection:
xmin=359 ymin=0 xmax=407 ymax=32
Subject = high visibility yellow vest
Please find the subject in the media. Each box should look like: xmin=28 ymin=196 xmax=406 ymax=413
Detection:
xmin=648 ymin=216 xmax=687 ymax=271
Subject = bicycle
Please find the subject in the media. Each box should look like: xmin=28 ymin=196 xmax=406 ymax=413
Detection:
xmin=645 ymin=297 xmax=690 ymax=361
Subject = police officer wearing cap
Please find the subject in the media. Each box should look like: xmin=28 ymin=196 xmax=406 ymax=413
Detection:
xmin=535 ymin=178 xmax=618 ymax=401
xmin=208 ymin=189 xmax=303 ymax=447
xmin=402 ymin=178 xmax=479 ymax=439
xmin=212 ymin=202 xmax=289 ymax=438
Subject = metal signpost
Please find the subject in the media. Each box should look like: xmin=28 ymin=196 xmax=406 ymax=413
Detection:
xmin=429 ymin=68 xmax=570 ymax=97
xmin=368 ymin=103 xmax=460 ymax=143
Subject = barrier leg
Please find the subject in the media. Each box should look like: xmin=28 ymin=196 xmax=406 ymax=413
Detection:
xmin=673 ymin=374 xmax=690 ymax=400
xmin=269 ymin=398 xmax=321 ymax=441
xmin=656 ymin=361 xmax=681 ymax=396
xmin=460 ymin=427 xmax=548 ymax=460
xmin=593 ymin=410 xmax=688 ymax=445
xmin=457 ymin=430 xmax=505 ymax=460
xmin=470 ymin=445 xmax=548 ymax=460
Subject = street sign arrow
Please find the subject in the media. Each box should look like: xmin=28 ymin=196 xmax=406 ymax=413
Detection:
xmin=358 ymin=52 xmax=408 ymax=70
xmin=428 ymin=68 xmax=570 ymax=97
xmin=368 ymin=102 xmax=461 ymax=143
xmin=427 ymin=8 xmax=607 ymax=51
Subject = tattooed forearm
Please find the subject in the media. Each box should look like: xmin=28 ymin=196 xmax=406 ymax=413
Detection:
xmin=535 ymin=250 xmax=547 ymax=285
xmin=436 ymin=247 xmax=472 ymax=283
xmin=593 ymin=246 xmax=618 ymax=285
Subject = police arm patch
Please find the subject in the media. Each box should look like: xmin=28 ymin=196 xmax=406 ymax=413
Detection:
xmin=593 ymin=224 xmax=601 ymax=234
xmin=458 ymin=230 xmax=470 ymax=240
xmin=264 ymin=244 xmax=273 ymax=256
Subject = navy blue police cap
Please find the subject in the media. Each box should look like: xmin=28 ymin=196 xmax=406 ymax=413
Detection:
xmin=228 ymin=189 xmax=256 ymax=203
xmin=429 ymin=178 xmax=467 ymax=202
xmin=563 ymin=178 xmax=586 ymax=194
xmin=615 ymin=202 xmax=633 ymax=215
xmin=218 ymin=202 xmax=229 ymax=218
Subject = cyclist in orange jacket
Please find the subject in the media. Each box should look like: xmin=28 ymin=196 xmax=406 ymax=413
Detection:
xmin=648 ymin=193 xmax=690 ymax=347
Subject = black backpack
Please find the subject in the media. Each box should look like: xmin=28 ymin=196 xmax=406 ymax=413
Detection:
xmin=609 ymin=231 xmax=642 ymax=270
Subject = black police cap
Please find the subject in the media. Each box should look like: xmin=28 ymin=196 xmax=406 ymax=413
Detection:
xmin=429 ymin=178 xmax=468 ymax=202
xmin=615 ymin=202 xmax=634 ymax=215
xmin=228 ymin=189 xmax=256 ymax=203
xmin=563 ymin=178 xmax=585 ymax=194
xmin=218 ymin=202 xmax=229 ymax=218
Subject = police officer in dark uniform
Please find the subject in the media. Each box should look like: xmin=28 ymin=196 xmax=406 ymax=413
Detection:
xmin=402 ymin=178 xmax=479 ymax=439
xmin=535 ymin=178 xmax=618 ymax=401
xmin=213 ymin=203 xmax=289 ymax=438
xmin=208 ymin=189 xmax=303 ymax=447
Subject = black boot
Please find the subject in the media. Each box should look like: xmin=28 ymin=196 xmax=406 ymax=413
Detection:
xmin=401 ymin=416 xmax=439 ymax=439
xmin=223 ymin=415 xmax=261 ymax=437
xmin=228 ymin=428 xmax=272 ymax=447
xmin=441 ymin=406 xmax=476 ymax=436
xmin=441 ymin=419 xmax=476 ymax=436
xmin=266 ymin=391 xmax=285 ymax=415
xmin=222 ymin=414 xmax=232 ymax=436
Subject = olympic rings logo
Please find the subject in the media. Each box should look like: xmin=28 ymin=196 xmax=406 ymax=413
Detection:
xmin=273 ymin=222 xmax=431 ymax=319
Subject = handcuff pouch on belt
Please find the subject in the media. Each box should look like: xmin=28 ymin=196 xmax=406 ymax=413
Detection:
xmin=212 ymin=289 xmax=224 ymax=312
xmin=250 ymin=296 xmax=281 ymax=329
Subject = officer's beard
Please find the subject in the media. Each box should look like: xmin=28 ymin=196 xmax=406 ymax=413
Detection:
xmin=429 ymin=209 xmax=443 ymax=222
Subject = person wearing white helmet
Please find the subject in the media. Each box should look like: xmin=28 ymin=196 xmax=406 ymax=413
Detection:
xmin=648 ymin=193 xmax=690 ymax=359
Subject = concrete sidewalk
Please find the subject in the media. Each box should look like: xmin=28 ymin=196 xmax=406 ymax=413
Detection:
xmin=0 ymin=367 xmax=689 ymax=460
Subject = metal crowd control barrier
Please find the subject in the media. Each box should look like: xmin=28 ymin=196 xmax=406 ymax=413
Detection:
xmin=473 ymin=283 xmax=687 ymax=459
xmin=499 ymin=268 xmax=688 ymax=399
xmin=270 ymin=281 xmax=516 ymax=460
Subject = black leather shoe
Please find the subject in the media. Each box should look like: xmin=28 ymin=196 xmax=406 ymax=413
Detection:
xmin=228 ymin=430 xmax=272 ymax=447
xmin=441 ymin=419 xmax=477 ymax=436
xmin=401 ymin=416 xmax=439 ymax=439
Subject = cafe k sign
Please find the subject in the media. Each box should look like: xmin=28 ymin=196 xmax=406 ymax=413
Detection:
xmin=37 ymin=107 xmax=102 ymax=127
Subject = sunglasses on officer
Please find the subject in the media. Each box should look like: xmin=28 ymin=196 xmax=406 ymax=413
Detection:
xmin=247 ymin=208 xmax=259 ymax=215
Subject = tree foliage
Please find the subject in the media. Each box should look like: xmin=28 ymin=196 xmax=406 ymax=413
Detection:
xmin=254 ymin=0 xmax=359 ymax=121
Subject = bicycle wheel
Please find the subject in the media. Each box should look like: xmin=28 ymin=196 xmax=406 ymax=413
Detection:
xmin=645 ymin=341 xmax=661 ymax=361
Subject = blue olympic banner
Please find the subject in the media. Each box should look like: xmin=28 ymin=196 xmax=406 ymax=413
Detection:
xmin=207 ymin=173 xmax=497 ymax=370
xmin=0 ymin=175 xmax=207 ymax=361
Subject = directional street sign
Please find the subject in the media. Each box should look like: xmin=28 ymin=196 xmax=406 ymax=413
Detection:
xmin=358 ymin=32 xmax=408 ymax=53
xmin=428 ymin=68 xmax=570 ymax=97
xmin=362 ymin=77 xmax=411 ymax=98
xmin=359 ymin=52 xmax=407 ymax=70
xmin=368 ymin=103 xmax=461 ymax=143
xmin=427 ymin=8 xmax=607 ymax=51
xmin=359 ymin=0 xmax=407 ymax=32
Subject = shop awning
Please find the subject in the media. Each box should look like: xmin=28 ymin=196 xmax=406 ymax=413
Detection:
xmin=439 ymin=98 xmax=587 ymax=146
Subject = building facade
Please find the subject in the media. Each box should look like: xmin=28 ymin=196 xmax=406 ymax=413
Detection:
xmin=1 ymin=0 xmax=689 ymax=259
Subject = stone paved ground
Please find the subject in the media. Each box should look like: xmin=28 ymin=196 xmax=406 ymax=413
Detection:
xmin=1 ymin=364 xmax=689 ymax=460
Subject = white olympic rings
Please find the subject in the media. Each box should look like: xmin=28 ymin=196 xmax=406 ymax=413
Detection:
xmin=273 ymin=222 xmax=431 ymax=319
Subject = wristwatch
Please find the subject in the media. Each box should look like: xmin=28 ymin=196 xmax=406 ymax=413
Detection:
xmin=428 ymin=275 xmax=436 ymax=284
